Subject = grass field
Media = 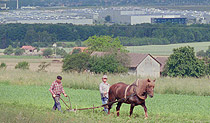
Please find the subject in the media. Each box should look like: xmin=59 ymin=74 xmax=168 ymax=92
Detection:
xmin=1 ymin=84 xmax=210 ymax=122
xmin=126 ymin=42 xmax=210 ymax=56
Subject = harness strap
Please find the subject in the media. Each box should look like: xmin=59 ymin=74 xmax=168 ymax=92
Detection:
xmin=124 ymin=79 xmax=139 ymax=99
xmin=124 ymin=84 xmax=130 ymax=99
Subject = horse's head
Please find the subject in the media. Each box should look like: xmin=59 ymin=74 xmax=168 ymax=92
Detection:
xmin=135 ymin=78 xmax=156 ymax=100
xmin=146 ymin=79 xmax=156 ymax=98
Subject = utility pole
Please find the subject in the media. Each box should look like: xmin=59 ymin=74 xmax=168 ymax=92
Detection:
xmin=17 ymin=0 xmax=19 ymax=9
xmin=53 ymin=43 xmax=57 ymax=57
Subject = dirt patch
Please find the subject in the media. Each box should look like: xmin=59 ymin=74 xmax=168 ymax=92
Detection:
xmin=1 ymin=59 xmax=63 ymax=73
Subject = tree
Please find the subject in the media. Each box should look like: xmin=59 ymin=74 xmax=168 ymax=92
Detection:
xmin=14 ymin=48 xmax=24 ymax=56
xmin=84 ymin=35 xmax=127 ymax=53
xmin=62 ymin=53 xmax=90 ymax=73
xmin=88 ymin=54 xmax=128 ymax=74
xmin=3 ymin=45 xmax=13 ymax=55
xmin=43 ymin=48 xmax=53 ymax=57
xmin=55 ymin=48 xmax=67 ymax=57
xmin=163 ymin=46 xmax=205 ymax=78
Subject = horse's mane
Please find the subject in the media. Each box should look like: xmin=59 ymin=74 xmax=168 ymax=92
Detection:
xmin=133 ymin=79 xmax=148 ymax=100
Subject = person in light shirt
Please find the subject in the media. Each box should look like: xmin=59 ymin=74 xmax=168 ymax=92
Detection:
xmin=99 ymin=75 xmax=110 ymax=113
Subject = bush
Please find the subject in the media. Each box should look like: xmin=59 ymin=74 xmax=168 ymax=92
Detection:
xmin=0 ymin=63 xmax=7 ymax=69
xmin=62 ymin=53 xmax=90 ymax=73
xmin=3 ymin=45 xmax=13 ymax=55
xmin=163 ymin=46 xmax=205 ymax=78
xmin=37 ymin=62 xmax=50 ymax=72
xmin=43 ymin=48 xmax=53 ymax=57
xmin=88 ymin=54 xmax=128 ymax=74
xmin=56 ymin=48 xmax=67 ymax=57
xmin=14 ymin=48 xmax=24 ymax=56
xmin=15 ymin=61 xmax=30 ymax=70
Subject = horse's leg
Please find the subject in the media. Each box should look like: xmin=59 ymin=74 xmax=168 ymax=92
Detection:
xmin=141 ymin=102 xmax=148 ymax=119
xmin=107 ymin=94 xmax=116 ymax=114
xmin=116 ymin=102 xmax=122 ymax=116
xmin=108 ymin=102 xmax=114 ymax=114
xmin=129 ymin=104 xmax=135 ymax=117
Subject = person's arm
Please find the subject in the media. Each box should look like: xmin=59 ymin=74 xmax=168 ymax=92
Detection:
xmin=49 ymin=82 xmax=56 ymax=97
xmin=99 ymin=83 xmax=103 ymax=93
xmin=61 ymin=83 xmax=67 ymax=97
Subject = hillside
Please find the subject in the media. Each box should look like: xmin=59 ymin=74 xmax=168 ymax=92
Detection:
xmin=126 ymin=41 xmax=210 ymax=56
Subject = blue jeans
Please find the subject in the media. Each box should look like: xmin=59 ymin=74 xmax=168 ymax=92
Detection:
xmin=52 ymin=95 xmax=62 ymax=112
xmin=101 ymin=97 xmax=108 ymax=113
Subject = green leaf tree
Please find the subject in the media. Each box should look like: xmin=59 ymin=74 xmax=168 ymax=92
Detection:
xmin=3 ymin=45 xmax=13 ymax=55
xmin=163 ymin=46 xmax=205 ymax=78
xmin=62 ymin=53 xmax=90 ymax=73
xmin=88 ymin=54 xmax=128 ymax=74
xmin=84 ymin=35 xmax=127 ymax=53
xmin=43 ymin=48 xmax=53 ymax=57
xmin=14 ymin=48 xmax=24 ymax=56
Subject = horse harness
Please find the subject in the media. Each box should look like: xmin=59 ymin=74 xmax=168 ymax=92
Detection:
xmin=124 ymin=79 xmax=139 ymax=99
xmin=124 ymin=79 xmax=148 ymax=100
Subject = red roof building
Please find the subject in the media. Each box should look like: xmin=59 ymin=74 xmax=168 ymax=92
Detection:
xmin=21 ymin=46 xmax=36 ymax=52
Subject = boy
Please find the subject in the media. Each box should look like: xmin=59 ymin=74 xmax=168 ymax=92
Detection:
xmin=49 ymin=76 xmax=67 ymax=112
xmin=99 ymin=75 xmax=110 ymax=113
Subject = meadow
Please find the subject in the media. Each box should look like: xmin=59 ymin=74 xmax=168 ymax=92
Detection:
xmin=1 ymin=83 xmax=210 ymax=122
xmin=1 ymin=41 xmax=210 ymax=122
xmin=0 ymin=70 xmax=210 ymax=122
xmin=126 ymin=42 xmax=210 ymax=56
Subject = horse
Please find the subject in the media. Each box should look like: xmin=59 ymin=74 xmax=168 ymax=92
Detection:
xmin=107 ymin=78 xmax=156 ymax=118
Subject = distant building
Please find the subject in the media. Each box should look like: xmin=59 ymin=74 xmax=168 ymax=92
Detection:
xmin=21 ymin=46 xmax=36 ymax=52
xmin=91 ymin=52 xmax=161 ymax=78
xmin=151 ymin=18 xmax=187 ymax=24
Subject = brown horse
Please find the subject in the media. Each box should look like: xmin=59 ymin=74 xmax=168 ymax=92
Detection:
xmin=107 ymin=78 xmax=155 ymax=118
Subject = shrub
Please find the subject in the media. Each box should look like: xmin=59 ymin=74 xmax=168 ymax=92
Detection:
xmin=62 ymin=53 xmax=90 ymax=73
xmin=37 ymin=62 xmax=50 ymax=72
xmin=163 ymin=46 xmax=205 ymax=77
xmin=88 ymin=54 xmax=128 ymax=74
xmin=0 ymin=63 xmax=7 ymax=69
xmin=43 ymin=48 xmax=53 ymax=57
xmin=14 ymin=48 xmax=24 ymax=56
xmin=3 ymin=45 xmax=13 ymax=55
xmin=15 ymin=61 xmax=29 ymax=70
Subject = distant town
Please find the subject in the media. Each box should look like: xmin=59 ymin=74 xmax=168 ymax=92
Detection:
xmin=1 ymin=0 xmax=210 ymax=25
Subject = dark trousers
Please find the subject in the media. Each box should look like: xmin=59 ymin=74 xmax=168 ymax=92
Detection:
xmin=52 ymin=95 xmax=62 ymax=112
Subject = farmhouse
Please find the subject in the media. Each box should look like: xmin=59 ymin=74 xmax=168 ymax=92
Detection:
xmin=91 ymin=52 xmax=161 ymax=78
xmin=21 ymin=46 xmax=36 ymax=53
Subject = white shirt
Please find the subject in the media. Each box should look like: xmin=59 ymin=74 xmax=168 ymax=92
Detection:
xmin=99 ymin=82 xmax=110 ymax=98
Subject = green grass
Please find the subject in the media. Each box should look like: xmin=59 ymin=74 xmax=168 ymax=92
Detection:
xmin=0 ymin=84 xmax=209 ymax=122
xmin=0 ymin=55 xmax=42 ymax=59
xmin=1 ymin=70 xmax=210 ymax=96
xmin=126 ymin=42 xmax=210 ymax=56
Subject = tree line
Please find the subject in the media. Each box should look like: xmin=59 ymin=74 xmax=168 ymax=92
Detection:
xmin=1 ymin=23 xmax=210 ymax=49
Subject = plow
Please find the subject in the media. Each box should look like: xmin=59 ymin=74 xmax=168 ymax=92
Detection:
xmin=60 ymin=93 xmax=136 ymax=113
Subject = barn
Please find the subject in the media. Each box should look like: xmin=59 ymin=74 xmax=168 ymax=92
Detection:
xmin=127 ymin=53 xmax=161 ymax=78
xmin=91 ymin=52 xmax=161 ymax=78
